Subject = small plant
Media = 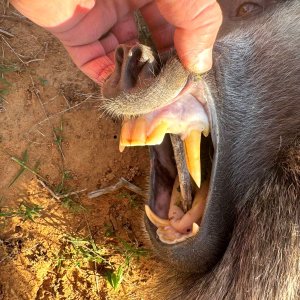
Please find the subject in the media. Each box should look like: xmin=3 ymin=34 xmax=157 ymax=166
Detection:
xmin=10 ymin=149 xmax=44 ymax=186
xmin=55 ymin=170 xmax=72 ymax=195
xmin=66 ymin=236 xmax=110 ymax=266
xmin=118 ymin=239 xmax=149 ymax=266
xmin=55 ymin=170 xmax=85 ymax=213
xmin=0 ymin=64 xmax=20 ymax=102
xmin=104 ymin=222 xmax=115 ymax=237
xmin=61 ymin=196 xmax=85 ymax=213
xmin=116 ymin=191 xmax=140 ymax=208
xmin=38 ymin=77 xmax=48 ymax=86
xmin=54 ymin=229 xmax=150 ymax=291
xmin=0 ymin=201 xmax=43 ymax=222
xmin=54 ymin=119 xmax=64 ymax=149
xmin=18 ymin=202 xmax=43 ymax=221
xmin=105 ymin=265 xmax=124 ymax=290
xmin=53 ymin=119 xmax=65 ymax=159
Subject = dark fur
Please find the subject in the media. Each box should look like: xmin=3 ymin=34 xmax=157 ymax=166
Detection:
xmin=156 ymin=1 xmax=300 ymax=299
xmin=101 ymin=0 xmax=299 ymax=298
xmin=159 ymin=144 xmax=299 ymax=300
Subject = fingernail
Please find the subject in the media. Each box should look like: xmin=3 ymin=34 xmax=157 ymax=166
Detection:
xmin=188 ymin=48 xmax=213 ymax=74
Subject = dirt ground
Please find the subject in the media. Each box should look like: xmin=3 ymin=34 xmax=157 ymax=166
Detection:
xmin=0 ymin=4 xmax=163 ymax=300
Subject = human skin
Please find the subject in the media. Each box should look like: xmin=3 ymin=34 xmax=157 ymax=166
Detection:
xmin=10 ymin=0 xmax=222 ymax=83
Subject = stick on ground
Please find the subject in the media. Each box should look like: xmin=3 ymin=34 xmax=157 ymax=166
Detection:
xmin=88 ymin=178 xmax=147 ymax=199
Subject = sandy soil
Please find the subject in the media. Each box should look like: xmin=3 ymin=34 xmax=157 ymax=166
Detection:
xmin=0 ymin=4 xmax=163 ymax=299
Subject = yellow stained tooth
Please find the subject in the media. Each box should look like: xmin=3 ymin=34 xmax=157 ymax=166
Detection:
xmin=120 ymin=118 xmax=134 ymax=146
xmin=130 ymin=117 xmax=147 ymax=146
xmin=146 ymin=121 xmax=169 ymax=145
xmin=184 ymin=130 xmax=201 ymax=187
xmin=191 ymin=222 xmax=200 ymax=235
xmin=119 ymin=143 xmax=126 ymax=152
xmin=145 ymin=205 xmax=170 ymax=227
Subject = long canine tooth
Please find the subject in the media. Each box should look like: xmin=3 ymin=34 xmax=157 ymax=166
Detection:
xmin=130 ymin=117 xmax=147 ymax=146
xmin=184 ymin=130 xmax=201 ymax=187
xmin=146 ymin=121 xmax=169 ymax=145
xmin=145 ymin=205 xmax=170 ymax=227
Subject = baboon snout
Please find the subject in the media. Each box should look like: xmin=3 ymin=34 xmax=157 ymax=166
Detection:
xmin=101 ymin=44 xmax=190 ymax=117
xmin=102 ymin=44 xmax=160 ymax=99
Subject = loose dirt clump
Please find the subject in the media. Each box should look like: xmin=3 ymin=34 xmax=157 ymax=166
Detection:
xmin=0 ymin=5 xmax=163 ymax=300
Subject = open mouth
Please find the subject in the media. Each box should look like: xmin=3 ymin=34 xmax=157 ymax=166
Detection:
xmin=101 ymin=44 xmax=220 ymax=251
xmin=118 ymin=83 xmax=214 ymax=244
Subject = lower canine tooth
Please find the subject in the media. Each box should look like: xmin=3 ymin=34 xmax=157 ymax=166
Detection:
xmin=184 ymin=130 xmax=201 ymax=187
xmin=145 ymin=205 xmax=170 ymax=227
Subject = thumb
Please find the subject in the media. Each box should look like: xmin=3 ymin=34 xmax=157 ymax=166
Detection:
xmin=156 ymin=0 xmax=222 ymax=74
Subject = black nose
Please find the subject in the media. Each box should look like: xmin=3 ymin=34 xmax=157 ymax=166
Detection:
xmin=102 ymin=44 xmax=159 ymax=98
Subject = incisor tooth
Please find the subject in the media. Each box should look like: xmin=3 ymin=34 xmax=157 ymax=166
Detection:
xmin=184 ymin=130 xmax=201 ymax=187
xmin=131 ymin=117 xmax=147 ymax=146
xmin=119 ymin=118 xmax=134 ymax=152
xmin=119 ymin=117 xmax=148 ymax=151
xmin=119 ymin=143 xmax=126 ymax=152
xmin=156 ymin=223 xmax=200 ymax=244
xmin=146 ymin=121 xmax=169 ymax=145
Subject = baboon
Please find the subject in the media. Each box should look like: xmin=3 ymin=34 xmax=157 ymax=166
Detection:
xmin=102 ymin=0 xmax=300 ymax=299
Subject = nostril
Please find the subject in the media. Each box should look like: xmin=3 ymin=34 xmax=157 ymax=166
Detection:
xmin=128 ymin=46 xmax=143 ymax=61
xmin=102 ymin=44 xmax=161 ymax=100
xmin=115 ymin=46 xmax=125 ymax=66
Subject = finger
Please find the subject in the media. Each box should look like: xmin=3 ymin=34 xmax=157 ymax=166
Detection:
xmin=65 ymin=13 xmax=138 ymax=83
xmin=140 ymin=1 xmax=174 ymax=52
xmin=156 ymin=0 xmax=222 ymax=73
xmin=53 ymin=0 xmax=151 ymax=46
xmin=10 ymin=0 xmax=96 ymax=29
xmin=111 ymin=13 xmax=139 ymax=48
xmin=79 ymin=53 xmax=115 ymax=84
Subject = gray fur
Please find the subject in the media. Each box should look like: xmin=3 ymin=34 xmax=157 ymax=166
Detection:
xmin=101 ymin=57 xmax=189 ymax=118
xmin=155 ymin=2 xmax=300 ymax=299
xmin=101 ymin=0 xmax=300 ymax=299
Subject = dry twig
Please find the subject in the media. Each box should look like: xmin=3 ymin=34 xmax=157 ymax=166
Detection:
xmin=0 ymin=28 xmax=14 ymax=37
xmin=37 ymin=179 xmax=87 ymax=200
xmin=88 ymin=177 xmax=147 ymax=199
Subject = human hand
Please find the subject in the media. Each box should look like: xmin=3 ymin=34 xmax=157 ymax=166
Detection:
xmin=11 ymin=0 xmax=222 ymax=83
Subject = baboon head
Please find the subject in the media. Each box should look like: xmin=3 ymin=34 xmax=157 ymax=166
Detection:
xmin=102 ymin=0 xmax=300 ymax=298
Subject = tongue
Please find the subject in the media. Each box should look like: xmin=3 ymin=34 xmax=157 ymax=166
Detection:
xmin=145 ymin=177 xmax=209 ymax=244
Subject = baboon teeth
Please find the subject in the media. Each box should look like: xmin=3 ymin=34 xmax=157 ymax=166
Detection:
xmin=145 ymin=179 xmax=209 ymax=244
xmin=145 ymin=121 xmax=169 ymax=145
xmin=145 ymin=204 xmax=200 ymax=244
xmin=119 ymin=118 xmax=169 ymax=151
xmin=119 ymin=118 xmax=134 ymax=151
xmin=145 ymin=205 xmax=170 ymax=227
xmin=118 ymin=94 xmax=209 ymax=152
xmin=156 ymin=223 xmax=200 ymax=244
xmin=184 ymin=130 xmax=201 ymax=187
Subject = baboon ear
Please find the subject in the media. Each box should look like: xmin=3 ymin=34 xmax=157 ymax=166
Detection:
xmin=102 ymin=44 xmax=160 ymax=98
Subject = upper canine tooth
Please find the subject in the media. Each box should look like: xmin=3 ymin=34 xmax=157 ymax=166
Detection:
xmin=184 ymin=130 xmax=201 ymax=187
xmin=146 ymin=121 xmax=169 ymax=145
